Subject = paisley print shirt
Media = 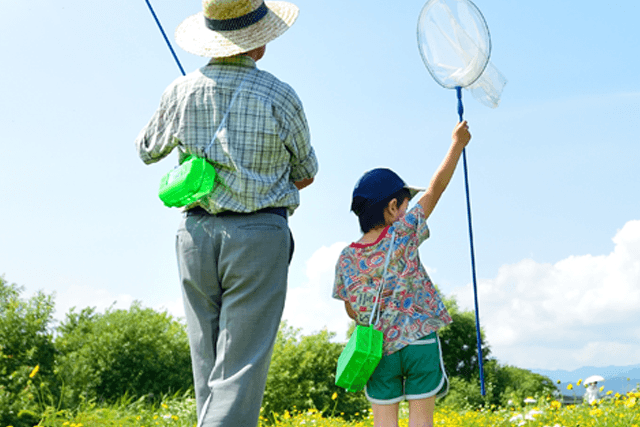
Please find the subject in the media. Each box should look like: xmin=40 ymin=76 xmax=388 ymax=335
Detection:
xmin=333 ymin=204 xmax=452 ymax=355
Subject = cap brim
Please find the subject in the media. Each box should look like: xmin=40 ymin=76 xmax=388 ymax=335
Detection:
xmin=407 ymin=186 xmax=425 ymax=201
xmin=175 ymin=1 xmax=299 ymax=58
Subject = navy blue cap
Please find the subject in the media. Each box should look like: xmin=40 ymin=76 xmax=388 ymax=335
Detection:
xmin=351 ymin=168 xmax=423 ymax=215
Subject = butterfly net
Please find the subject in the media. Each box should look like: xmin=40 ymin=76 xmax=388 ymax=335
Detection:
xmin=417 ymin=0 xmax=506 ymax=108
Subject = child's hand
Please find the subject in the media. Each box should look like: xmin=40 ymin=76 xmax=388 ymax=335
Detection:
xmin=452 ymin=120 xmax=471 ymax=148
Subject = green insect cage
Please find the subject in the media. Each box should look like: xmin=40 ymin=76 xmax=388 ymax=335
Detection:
xmin=158 ymin=156 xmax=217 ymax=207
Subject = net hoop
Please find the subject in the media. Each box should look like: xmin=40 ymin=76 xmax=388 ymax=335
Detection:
xmin=417 ymin=0 xmax=491 ymax=89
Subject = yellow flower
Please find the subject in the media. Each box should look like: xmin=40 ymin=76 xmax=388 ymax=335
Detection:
xmin=162 ymin=403 xmax=168 ymax=409
xmin=607 ymin=390 xmax=613 ymax=395
xmin=589 ymin=408 xmax=603 ymax=417
xmin=332 ymin=392 xmax=338 ymax=400
xmin=550 ymin=401 xmax=561 ymax=410
xmin=599 ymin=386 xmax=605 ymax=392
xmin=577 ymin=379 xmax=582 ymax=386
xmin=29 ymin=365 xmax=40 ymax=378
xmin=626 ymin=397 xmax=637 ymax=408
xmin=567 ymin=384 xmax=573 ymax=390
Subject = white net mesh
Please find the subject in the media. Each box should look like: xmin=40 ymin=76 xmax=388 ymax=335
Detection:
xmin=417 ymin=0 xmax=506 ymax=108
xmin=467 ymin=61 xmax=507 ymax=108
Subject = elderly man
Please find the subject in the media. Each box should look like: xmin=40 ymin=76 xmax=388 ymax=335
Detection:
xmin=135 ymin=1 xmax=318 ymax=425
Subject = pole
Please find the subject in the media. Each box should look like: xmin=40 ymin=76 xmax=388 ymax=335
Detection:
xmin=456 ymin=86 xmax=486 ymax=397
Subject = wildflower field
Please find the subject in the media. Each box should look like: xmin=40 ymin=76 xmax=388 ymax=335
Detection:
xmin=10 ymin=387 xmax=638 ymax=427
xmin=2 ymin=281 xmax=638 ymax=427
xmin=267 ymin=389 xmax=640 ymax=427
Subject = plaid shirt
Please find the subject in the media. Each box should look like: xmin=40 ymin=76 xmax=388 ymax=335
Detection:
xmin=136 ymin=56 xmax=318 ymax=215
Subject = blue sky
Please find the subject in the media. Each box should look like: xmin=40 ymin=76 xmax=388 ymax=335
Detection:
xmin=1 ymin=0 xmax=638 ymax=372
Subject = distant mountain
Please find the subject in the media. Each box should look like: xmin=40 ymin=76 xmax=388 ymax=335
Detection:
xmin=530 ymin=364 xmax=640 ymax=397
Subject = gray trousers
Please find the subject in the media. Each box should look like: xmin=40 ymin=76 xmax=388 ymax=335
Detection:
xmin=176 ymin=211 xmax=291 ymax=427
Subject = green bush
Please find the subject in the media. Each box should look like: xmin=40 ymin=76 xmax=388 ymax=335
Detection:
xmin=436 ymin=292 xmax=555 ymax=410
xmin=262 ymin=322 xmax=369 ymax=422
xmin=0 ymin=273 xmax=558 ymax=425
xmin=438 ymin=293 xmax=492 ymax=383
xmin=440 ymin=360 xmax=557 ymax=410
xmin=55 ymin=302 xmax=193 ymax=407
xmin=439 ymin=376 xmax=488 ymax=410
xmin=488 ymin=362 xmax=556 ymax=407
xmin=0 ymin=276 xmax=57 ymax=427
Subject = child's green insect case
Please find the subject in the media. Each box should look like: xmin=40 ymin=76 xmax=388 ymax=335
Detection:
xmin=335 ymin=324 xmax=383 ymax=392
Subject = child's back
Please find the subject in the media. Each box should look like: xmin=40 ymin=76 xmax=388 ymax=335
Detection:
xmin=333 ymin=121 xmax=471 ymax=427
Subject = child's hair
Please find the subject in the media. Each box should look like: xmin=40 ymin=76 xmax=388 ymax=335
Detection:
xmin=352 ymin=188 xmax=411 ymax=233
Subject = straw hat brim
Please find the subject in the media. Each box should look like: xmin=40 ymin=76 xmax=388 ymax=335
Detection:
xmin=175 ymin=1 xmax=299 ymax=58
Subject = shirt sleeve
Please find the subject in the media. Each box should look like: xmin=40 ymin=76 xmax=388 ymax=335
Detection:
xmin=135 ymin=82 xmax=182 ymax=165
xmin=394 ymin=204 xmax=430 ymax=246
xmin=276 ymin=90 xmax=319 ymax=182
xmin=333 ymin=249 xmax=382 ymax=326
xmin=332 ymin=253 xmax=347 ymax=301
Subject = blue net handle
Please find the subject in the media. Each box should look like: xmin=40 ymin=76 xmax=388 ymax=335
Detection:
xmin=456 ymin=86 xmax=486 ymax=397
xmin=144 ymin=0 xmax=186 ymax=76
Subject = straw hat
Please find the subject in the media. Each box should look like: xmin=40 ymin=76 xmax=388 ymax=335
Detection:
xmin=175 ymin=0 xmax=299 ymax=58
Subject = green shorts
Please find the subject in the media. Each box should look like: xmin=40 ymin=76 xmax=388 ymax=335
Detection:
xmin=364 ymin=332 xmax=449 ymax=404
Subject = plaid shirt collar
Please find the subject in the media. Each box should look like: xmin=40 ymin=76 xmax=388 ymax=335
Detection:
xmin=208 ymin=55 xmax=257 ymax=68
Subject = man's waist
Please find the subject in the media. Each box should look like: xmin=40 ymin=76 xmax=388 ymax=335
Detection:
xmin=186 ymin=206 xmax=287 ymax=220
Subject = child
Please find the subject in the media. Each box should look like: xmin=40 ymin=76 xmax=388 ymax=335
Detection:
xmin=333 ymin=121 xmax=471 ymax=427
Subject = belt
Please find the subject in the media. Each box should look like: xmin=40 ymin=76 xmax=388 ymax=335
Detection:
xmin=186 ymin=206 xmax=288 ymax=220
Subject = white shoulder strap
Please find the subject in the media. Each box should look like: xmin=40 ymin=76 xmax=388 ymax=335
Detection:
xmin=203 ymin=69 xmax=255 ymax=157
xmin=369 ymin=230 xmax=395 ymax=327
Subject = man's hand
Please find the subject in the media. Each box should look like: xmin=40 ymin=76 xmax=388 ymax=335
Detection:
xmin=294 ymin=177 xmax=314 ymax=190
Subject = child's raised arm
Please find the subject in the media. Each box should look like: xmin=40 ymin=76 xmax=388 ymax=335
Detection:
xmin=418 ymin=121 xmax=471 ymax=220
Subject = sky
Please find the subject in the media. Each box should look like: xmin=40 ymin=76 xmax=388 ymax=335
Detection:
xmin=1 ymin=0 xmax=638 ymax=373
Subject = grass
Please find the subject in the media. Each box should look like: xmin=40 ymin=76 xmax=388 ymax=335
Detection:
xmin=12 ymin=388 xmax=638 ymax=427
xmin=267 ymin=393 xmax=639 ymax=427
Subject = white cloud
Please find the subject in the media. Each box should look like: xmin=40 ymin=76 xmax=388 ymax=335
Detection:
xmin=282 ymin=242 xmax=352 ymax=341
xmin=52 ymin=283 xmax=185 ymax=325
xmin=154 ymin=297 xmax=185 ymax=320
xmin=52 ymin=284 xmax=135 ymax=322
xmin=452 ymin=220 xmax=640 ymax=370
